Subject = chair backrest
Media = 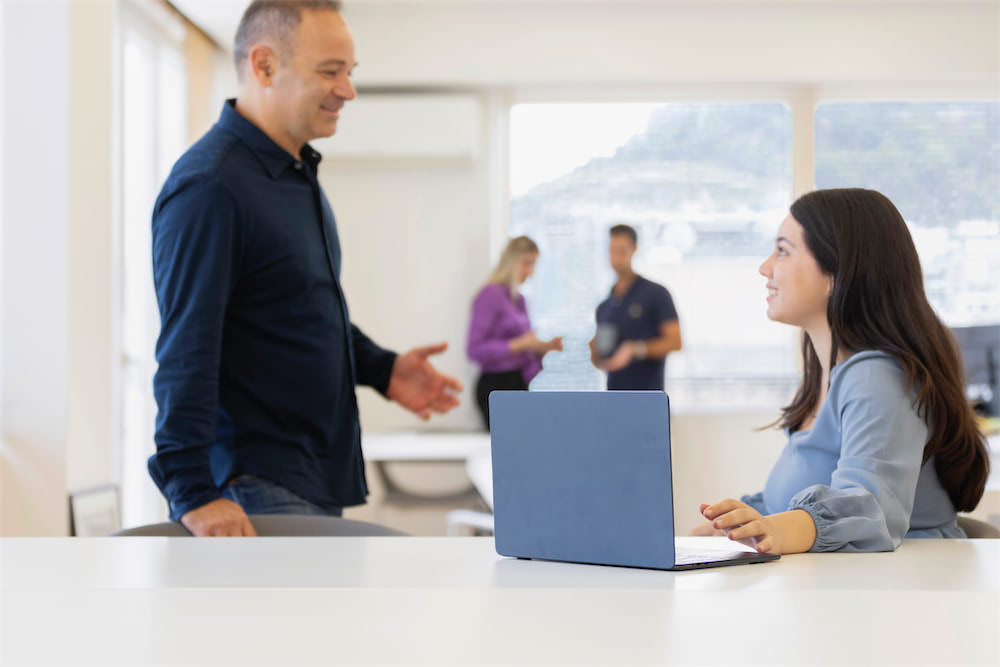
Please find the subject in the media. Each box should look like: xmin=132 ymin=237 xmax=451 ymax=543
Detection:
xmin=956 ymin=515 xmax=1000 ymax=539
xmin=112 ymin=521 xmax=191 ymax=536
xmin=112 ymin=514 xmax=406 ymax=537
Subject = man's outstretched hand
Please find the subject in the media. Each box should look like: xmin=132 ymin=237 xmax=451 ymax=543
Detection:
xmin=386 ymin=342 xmax=463 ymax=420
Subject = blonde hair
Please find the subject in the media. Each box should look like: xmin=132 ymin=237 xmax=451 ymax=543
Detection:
xmin=488 ymin=236 xmax=539 ymax=298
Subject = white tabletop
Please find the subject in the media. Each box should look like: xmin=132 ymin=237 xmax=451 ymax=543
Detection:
xmin=1 ymin=537 xmax=997 ymax=666
xmin=361 ymin=430 xmax=490 ymax=461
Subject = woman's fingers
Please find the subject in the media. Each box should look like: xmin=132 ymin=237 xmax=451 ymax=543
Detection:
xmin=726 ymin=519 xmax=764 ymax=542
xmin=701 ymin=500 xmax=775 ymax=550
xmin=712 ymin=508 xmax=756 ymax=530
xmin=755 ymin=536 xmax=775 ymax=554
xmin=702 ymin=498 xmax=744 ymax=519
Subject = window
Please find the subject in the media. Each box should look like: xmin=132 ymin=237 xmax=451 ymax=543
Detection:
xmin=118 ymin=1 xmax=188 ymax=527
xmin=815 ymin=101 xmax=1000 ymax=327
xmin=509 ymin=102 xmax=797 ymax=408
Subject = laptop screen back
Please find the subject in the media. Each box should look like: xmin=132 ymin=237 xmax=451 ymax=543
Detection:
xmin=489 ymin=391 xmax=676 ymax=569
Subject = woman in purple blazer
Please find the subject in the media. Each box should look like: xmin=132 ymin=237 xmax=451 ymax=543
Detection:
xmin=467 ymin=236 xmax=563 ymax=428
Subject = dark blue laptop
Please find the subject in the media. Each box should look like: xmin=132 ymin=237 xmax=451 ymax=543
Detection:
xmin=489 ymin=391 xmax=780 ymax=571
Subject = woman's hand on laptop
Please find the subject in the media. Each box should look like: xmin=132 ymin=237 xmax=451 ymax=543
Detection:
xmin=700 ymin=500 xmax=768 ymax=551
xmin=699 ymin=500 xmax=818 ymax=555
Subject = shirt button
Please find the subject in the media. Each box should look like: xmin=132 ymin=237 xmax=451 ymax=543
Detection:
xmin=294 ymin=162 xmax=303 ymax=170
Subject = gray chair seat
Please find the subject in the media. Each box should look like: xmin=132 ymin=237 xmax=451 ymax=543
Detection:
xmin=112 ymin=514 xmax=406 ymax=537
xmin=956 ymin=515 xmax=1000 ymax=538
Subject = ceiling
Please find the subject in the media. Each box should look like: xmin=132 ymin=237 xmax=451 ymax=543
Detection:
xmin=170 ymin=0 xmax=245 ymax=47
xmin=170 ymin=0 xmax=951 ymax=52
xmin=172 ymin=0 xmax=706 ymax=50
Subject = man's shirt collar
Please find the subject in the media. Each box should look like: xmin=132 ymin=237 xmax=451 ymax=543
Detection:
xmin=218 ymin=99 xmax=323 ymax=179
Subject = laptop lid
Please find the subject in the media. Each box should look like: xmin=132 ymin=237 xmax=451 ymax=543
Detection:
xmin=489 ymin=390 xmax=780 ymax=571
xmin=489 ymin=390 xmax=677 ymax=569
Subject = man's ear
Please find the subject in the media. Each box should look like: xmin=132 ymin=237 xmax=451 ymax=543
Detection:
xmin=247 ymin=44 xmax=278 ymax=87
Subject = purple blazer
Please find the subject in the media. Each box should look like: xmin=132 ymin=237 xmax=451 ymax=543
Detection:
xmin=466 ymin=283 xmax=542 ymax=384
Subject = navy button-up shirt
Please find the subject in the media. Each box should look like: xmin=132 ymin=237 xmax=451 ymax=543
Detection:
xmin=148 ymin=101 xmax=396 ymax=520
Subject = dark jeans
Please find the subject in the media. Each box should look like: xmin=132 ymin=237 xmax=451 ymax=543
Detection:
xmin=221 ymin=475 xmax=343 ymax=517
xmin=476 ymin=370 xmax=528 ymax=430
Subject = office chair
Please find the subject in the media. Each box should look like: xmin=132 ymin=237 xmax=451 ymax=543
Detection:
xmin=112 ymin=514 xmax=406 ymax=537
xmin=956 ymin=515 xmax=1000 ymax=538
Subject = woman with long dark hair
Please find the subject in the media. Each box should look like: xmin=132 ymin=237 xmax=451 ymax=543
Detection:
xmin=694 ymin=188 xmax=990 ymax=553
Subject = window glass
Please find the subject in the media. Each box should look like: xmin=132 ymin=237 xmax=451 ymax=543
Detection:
xmin=509 ymin=103 xmax=796 ymax=408
xmin=815 ymin=101 xmax=1000 ymax=326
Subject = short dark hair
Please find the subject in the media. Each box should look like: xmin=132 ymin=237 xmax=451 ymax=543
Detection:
xmin=609 ymin=224 xmax=638 ymax=247
xmin=233 ymin=0 xmax=343 ymax=79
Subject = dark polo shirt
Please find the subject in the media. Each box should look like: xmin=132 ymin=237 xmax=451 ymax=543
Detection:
xmin=595 ymin=275 xmax=678 ymax=391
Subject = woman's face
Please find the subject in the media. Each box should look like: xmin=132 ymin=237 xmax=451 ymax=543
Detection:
xmin=758 ymin=214 xmax=832 ymax=330
xmin=517 ymin=252 xmax=538 ymax=284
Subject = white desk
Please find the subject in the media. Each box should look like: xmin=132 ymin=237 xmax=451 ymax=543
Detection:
xmin=1 ymin=537 xmax=997 ymax=666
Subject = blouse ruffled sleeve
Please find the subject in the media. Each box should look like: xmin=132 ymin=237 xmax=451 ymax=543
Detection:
xmin=786 ymin=357 xmax=929 ymax=552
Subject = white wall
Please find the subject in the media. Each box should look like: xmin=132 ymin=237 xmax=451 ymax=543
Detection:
xmin=1 ymin=0 xmax=117 ymax=536
xmin=321 ymin=148 xmax=493 ymax=431
xmin=0 ymin=0 xmax=5 ymax=535
xmin=339 ymin=0 xmax=998 ymax=87
xmin=67 ymin=0 xmax=118 ymax=503
xmin=1 ymin=0 xmax=72 ymax=536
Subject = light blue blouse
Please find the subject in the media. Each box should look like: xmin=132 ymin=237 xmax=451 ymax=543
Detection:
xmin=741 ymin=350 xmax=965 ymax=552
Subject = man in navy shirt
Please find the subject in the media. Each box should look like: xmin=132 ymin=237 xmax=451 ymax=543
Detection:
xmin=589 ymin=224 xmax=683 ymax=390
xmin=148 ymin=0 xmax=461 ymax=537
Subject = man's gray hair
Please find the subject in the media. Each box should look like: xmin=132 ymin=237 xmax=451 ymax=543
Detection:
xmin=233 ymin=0 xmax=343 ymax=79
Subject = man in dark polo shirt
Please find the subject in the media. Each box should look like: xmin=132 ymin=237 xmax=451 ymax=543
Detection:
xmin=148 ymin=0 xmax=461 ymax=537
xmin=589 ymin=224 xmax=683 ymax=390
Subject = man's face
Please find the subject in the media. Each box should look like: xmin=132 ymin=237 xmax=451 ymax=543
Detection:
xmin=270 ymin=9 xmax=357 ymax=149
xmin=609 ymin=235 xmax=636 ymax=275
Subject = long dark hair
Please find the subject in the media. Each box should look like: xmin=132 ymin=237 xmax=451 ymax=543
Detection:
xmin=779 ymin=188 xmax=989 ymax=512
